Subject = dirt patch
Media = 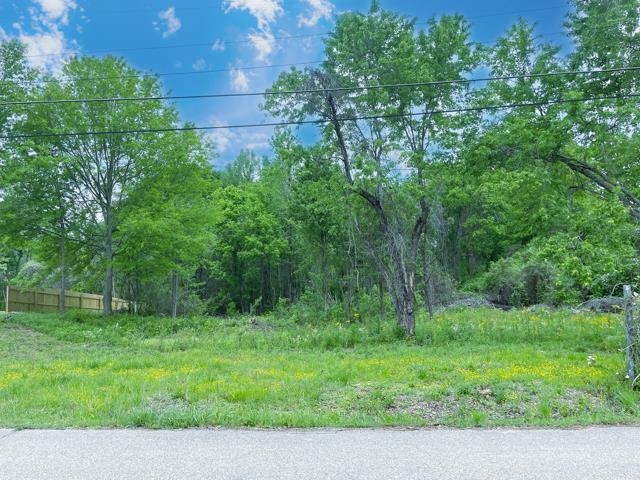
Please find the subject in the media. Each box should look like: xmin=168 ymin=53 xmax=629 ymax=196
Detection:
xmin=145 ymin=392 xmax=191 ymax=413
xmin=387 ymin=394 xmax=460 ymax=422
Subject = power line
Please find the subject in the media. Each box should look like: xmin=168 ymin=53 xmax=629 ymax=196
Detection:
xmin=14 ymin=29 xmax=564 ymax=87
xmin=18 ymin=5 xmax=570 ymax=60
xmin=3 ymin=92 xmax=638 ymax=140
xmin=4 ymin=65 xmax=639 ymax=107
xmin=1 ymin=3 xmax=567 ymax=24
xmin=16 ymin=60 xmax=324 ymax=86
xmin=0 ymin=4 xmax=213 ymax=21
xmin=11 ymin=27 xmax=571 ymax=87
xmin=23 ymin=33 xmax=328 ymax=59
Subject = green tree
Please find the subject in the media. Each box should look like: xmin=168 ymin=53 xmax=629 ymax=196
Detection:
xmin=38 ymin=56 xmax=189 ymax=313
xmin=479 ymin=13 xmax=640 ymax=223
xmin=264 ymin=7 xmax=477 ymax=334
xmin=0 ymin=40 xmax=37 ymax=137
xmin=467 ymin=13 xmax=640 ymax=303
xmin=116 ymin=129 xmax=216 ymax=316
xmin=208 ymin=183 xmax=286 ymax=314
xmin=0 ymin=147 xmax=80 ymax=311
xmin=0 ymin=41 xmax=77 ymax=310
xmin=221 ymin=149 xmax=263 ymax=185
xmin=288 ymin=143 xmax=351 ymax=315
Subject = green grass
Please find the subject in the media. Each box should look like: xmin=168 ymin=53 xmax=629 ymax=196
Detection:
xmin=0 ymin=308 xmax=638 ymax=428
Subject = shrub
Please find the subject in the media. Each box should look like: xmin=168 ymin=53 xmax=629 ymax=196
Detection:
xmin=473 ymin=231 xmax=639 ymax=307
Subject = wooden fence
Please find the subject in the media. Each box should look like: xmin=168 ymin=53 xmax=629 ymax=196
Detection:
xmin=5 ymin=286 xmax=128 ymax=313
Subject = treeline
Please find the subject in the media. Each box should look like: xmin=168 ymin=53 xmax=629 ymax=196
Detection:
xmin=1 ymin=0 xmax=639 ymax=334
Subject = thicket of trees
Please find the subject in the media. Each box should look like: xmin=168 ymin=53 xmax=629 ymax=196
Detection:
xmin=1 ymin=0 xmax=639 ymax=335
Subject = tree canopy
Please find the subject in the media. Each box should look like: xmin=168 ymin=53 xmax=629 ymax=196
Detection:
xmin=1 ymin=2 xmax=638 ymax=330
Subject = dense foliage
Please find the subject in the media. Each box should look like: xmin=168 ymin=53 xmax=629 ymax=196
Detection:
xmin=1 ymin=1 xmax=639 ymax=331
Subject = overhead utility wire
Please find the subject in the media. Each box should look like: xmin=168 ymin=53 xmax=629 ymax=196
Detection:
xmin=23 ymin=33 xmax=328 ymax=59
xmin=17 ymin=28 xmax=563 ymax=60
xmin=4 ymin=65 xmax=639 ymax=107
xmin=20 ymin=4 xmax=568 ymax=59
xmin=15 ymin=29 xmax=565 ymax=87
xmin=3 ymin=92 xmax=639 ymax=140
xmin=2 ymin=3 xmax=565 ymax=24
xmin=15 ymin=28 xmax=566 ymax=86
xmin=15 ymin=61 xmax=324 ymax=86
xmin=15 ymin=29 xmax=570 ymax=86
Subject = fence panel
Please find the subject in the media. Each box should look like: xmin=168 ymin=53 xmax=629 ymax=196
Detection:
xmin=5 ymin=286 xmax=128 ymax=313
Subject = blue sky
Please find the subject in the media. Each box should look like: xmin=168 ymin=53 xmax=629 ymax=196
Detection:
xmin=0 ymin=1 xmax=570 ymax=166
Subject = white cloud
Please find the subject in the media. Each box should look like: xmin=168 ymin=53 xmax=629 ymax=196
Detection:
xmin=192 ymin=58 xmax=207 ymax=71
xmin=156 ymin=7 xmax=181 ymax=38
xmin=32 ymin=0 xmax=77 ymax=26
xmin=247 ymin=30 xmax=276 ymax=61
xmin=297 ymin=0 xmax=334 ymax=28
xmin=212 ymin=39 xmax=225 ymax=51
xmin=3 ymin=0 xmax=78 ymax=72
xmin=241 ymin=131 xmax=271 ymax=151
xmin=222 ymin=0 xmax=283 ymax=61
xmin=206 ymin=126 xmax=271 ymax=165
xmin=17 ymin=26 xmax=69 ymax=71
xmin=206 ymin=117 xmax=237 ymax=155
xmin=223 ymin=0 xmax=283 ymax=31
xmin=230 ymin=68 xmax=250 ymax=92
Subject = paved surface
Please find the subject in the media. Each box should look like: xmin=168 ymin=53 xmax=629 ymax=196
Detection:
xmin=0 ymin=427 xmax=639 ymax=479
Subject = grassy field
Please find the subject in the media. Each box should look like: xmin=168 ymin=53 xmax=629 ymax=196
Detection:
xmin=0 ymin=308 xmax=638 ymax=428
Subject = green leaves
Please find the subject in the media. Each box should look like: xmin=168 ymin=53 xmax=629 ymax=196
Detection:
xmin=116 ymin=133 xmax=214 ymax=280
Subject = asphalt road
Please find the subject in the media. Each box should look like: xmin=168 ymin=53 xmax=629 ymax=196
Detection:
xmin=1 ymin=426 xmax=638 ymax=479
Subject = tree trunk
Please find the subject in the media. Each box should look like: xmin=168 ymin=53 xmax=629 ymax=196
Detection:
xmin=320 ymin=239 xmax=329 ymax=317
xmin=378 ymin=276 xmax=385 ymax=319
xmin=623 ymin=285 xmax=638 ymax=384
xmin=59 ymin=218 xmax=66 ymax=314
xmin=392 ymin=262 xmax=417 ymax=336
xmin=552 ymin=153 xmax=640 ymax=222
xmin=391 ymin=279 xmax=416 ymax=337
xmin=103 ymin=221 xmax=113 ymax=315
xmin=171 ymin=271 xmax=178 ymax=318
xmin=422 ymin=241 xmax=434 ymax=319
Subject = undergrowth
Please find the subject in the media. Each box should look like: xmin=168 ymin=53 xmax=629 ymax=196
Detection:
xmin=0 ymin=308 xmax=637 ymax=428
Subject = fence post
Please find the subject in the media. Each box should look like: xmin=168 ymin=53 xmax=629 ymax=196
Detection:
xmin=623 ymin=285 xmax=638 ymax=385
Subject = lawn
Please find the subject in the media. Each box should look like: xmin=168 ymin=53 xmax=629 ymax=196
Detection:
xmin=0 ymin=308 xmax=638 ymax=428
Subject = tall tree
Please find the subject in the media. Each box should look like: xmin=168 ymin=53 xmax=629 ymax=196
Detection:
xmin=208 ymin=183 xmax=286 ymax=314
xmin=468 ymin=14 xmax=640 ymax=303
xmin=115 ymin=129 xmax=215 ymax=317
xmin=287 ymin=143 xmax=351 ymax=315
xmin=0 ymin=147 xmax=78 ymax=311
xmin=562 ymin=0 xmax=640 ymax=221
xmin=0 ymin=40 xmax=37 ymax=138
xmin=0 ymin=41 xmax=73 ymax=307
xmin=479 ymin=12 xmax=640 ymax=223
xmin=38 ymin=56 xmax=191 ymax=313
xmin=264 ymin=7 xmax=477 ymax=334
